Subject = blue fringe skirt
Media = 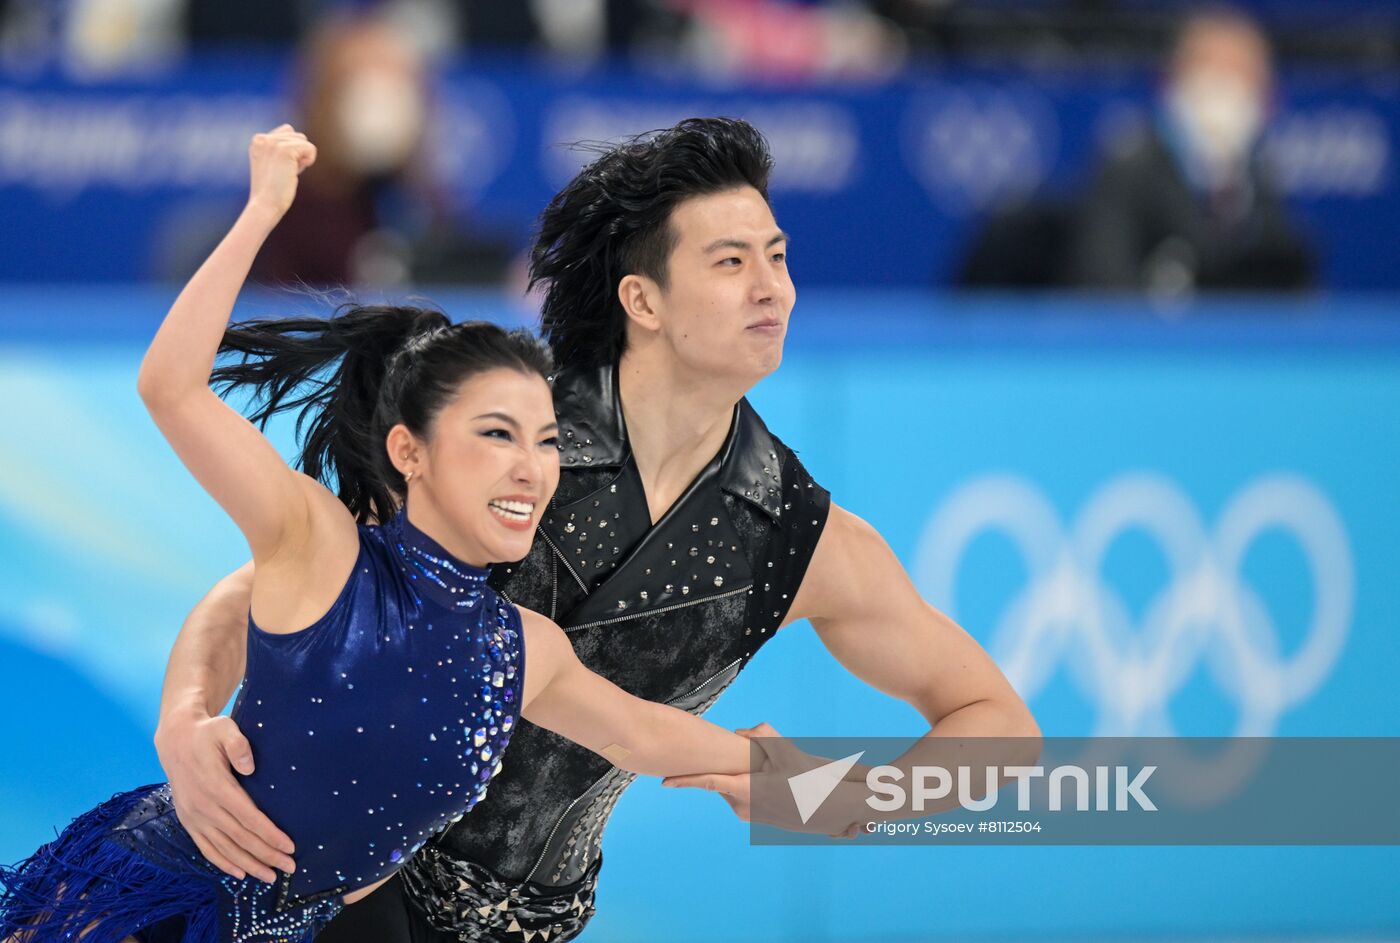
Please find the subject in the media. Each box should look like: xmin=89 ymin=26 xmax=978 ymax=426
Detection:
xmin=0 ymin=784 xmax=341 ymax=943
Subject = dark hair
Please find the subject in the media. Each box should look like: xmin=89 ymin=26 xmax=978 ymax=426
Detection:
xmin=213 ymin=304 xmax=552 ymax=524
xmin=529 ymin=117 xmax=774 ymax=372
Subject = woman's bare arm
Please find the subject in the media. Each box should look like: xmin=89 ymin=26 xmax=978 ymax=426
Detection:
xmin=136 ymin=125 xmax=359 ymax=640
xmin=517 ymin=609 xmax=752 ymax=779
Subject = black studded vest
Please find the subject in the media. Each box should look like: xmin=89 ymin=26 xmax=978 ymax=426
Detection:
xmin=399 ymin=365 xmax=830 ymax=939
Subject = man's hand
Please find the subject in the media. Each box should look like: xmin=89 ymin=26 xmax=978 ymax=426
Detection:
xmin=155 ymin=706 xmax=296 ymax=883
xmin=662 ymin=722 xmax=861 ymax=837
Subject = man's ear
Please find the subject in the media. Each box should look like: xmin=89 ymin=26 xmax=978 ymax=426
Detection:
xmin=618 ymin=273 xmax=662 ymax=336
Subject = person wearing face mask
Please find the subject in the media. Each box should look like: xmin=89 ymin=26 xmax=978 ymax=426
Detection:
xmin=252 ymin=13 xmax=509 ymax=289
xmin=1071 ymin=6 xmax=1315 ymax=296
xmin=250 ymin=14 xmax=427 ymax=289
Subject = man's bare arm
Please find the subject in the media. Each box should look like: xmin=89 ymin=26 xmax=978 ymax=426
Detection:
xmin=158 ymin=561 xmax=253 ymax=723
xmin=790 ymin=504 xmax=1039 ymax=741
xmin=663 ymin=504 xmax=1040 ymax=828
xmin=153 ymin=561 xmax=297 ymax=883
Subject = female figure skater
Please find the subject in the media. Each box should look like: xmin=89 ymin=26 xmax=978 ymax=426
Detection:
xmin=0 ymin=126 xmax=759 ymax=942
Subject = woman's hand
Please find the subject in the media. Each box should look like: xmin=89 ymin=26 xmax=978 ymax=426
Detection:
xmin=246 ymin=124 xmax=316 ymax=221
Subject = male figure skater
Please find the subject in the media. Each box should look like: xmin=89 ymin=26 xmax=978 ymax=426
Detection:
xmin=155 ymin=118 xmax=1038 ymax=941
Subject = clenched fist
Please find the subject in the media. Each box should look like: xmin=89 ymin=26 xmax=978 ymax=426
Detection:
xmin=246 ymin=124 xmax=317 ymax=219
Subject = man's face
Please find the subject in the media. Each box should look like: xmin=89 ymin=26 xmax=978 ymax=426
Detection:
xmin=646 ymin=186 xmax=795 ymax=383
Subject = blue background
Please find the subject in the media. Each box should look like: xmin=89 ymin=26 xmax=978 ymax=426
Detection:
xmin=1 ymin=288 xmax=1396 ymax=940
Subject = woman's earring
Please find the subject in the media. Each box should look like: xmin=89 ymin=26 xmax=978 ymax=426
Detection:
xmin=404 ymin=470 xmax=415 ymax=484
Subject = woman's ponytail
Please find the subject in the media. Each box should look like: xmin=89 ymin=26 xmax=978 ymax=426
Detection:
xmin=213 ymin=304 xmax=450 ymax=523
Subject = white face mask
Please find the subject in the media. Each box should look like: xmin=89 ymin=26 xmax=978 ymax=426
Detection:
xmin=1168 ymin=70 xmax=1265 ymax=176
xmin=336 ymin=71 xmax=426 ymax=175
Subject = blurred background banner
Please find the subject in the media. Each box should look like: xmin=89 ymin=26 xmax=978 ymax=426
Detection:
xmin=2 ymin=57 xmax=1397 ymax=287
xmin=3 ymin=0 xmax=1400 ymax=939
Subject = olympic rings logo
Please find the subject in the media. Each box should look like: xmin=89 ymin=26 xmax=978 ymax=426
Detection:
xmin=913 ymin=473 xmax=1354 ymax=739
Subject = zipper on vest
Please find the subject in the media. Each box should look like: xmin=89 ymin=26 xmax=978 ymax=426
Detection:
xmin=564 ymin=583 xmax=752 ymax=633
xmin=539 ymin=527 xmax=589 ymax=594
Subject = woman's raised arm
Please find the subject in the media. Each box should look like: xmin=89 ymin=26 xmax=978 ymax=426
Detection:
xmin=136 ymin=125 xmax=327 ymax=564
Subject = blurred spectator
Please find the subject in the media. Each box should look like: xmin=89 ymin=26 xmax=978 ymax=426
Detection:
xmin=252 ymin=12 xmax=511 ymax=288
xmin=450 ymin=0 xmax=906 ymax=77
xmin=452 ymin=0 xmax=680 ymax=61
xmin=65 ymin=0 xmax=181 ymax=73
xmin=677 ymin=0 xmax=907 ymax=80
xmin=1070 ymin=6 xmax=1315 ymax=295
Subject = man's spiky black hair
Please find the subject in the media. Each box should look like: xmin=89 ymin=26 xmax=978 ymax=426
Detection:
xmin=529 ymin=117 xmax=775 ymax=372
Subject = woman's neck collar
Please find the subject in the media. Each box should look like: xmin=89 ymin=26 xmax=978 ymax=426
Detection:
xmin=389 ymin=501 xmax=491 ymax=610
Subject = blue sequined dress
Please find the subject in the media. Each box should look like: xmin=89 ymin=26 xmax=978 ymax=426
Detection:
xmin=0 ymin=508 xmax=524 ymax=943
